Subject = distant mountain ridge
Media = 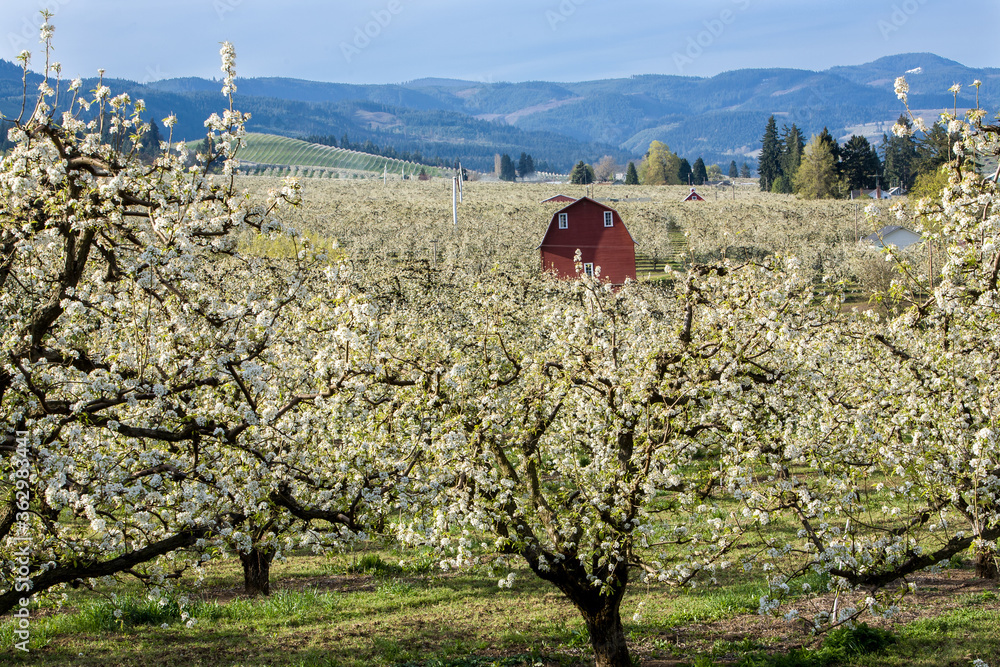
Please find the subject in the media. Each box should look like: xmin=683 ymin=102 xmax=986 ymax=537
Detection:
xmin=2 ymin=53 xmax=996 ymax=172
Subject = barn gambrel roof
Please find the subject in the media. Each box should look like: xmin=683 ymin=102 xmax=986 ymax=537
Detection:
xmin=536 ymin=197 xmax=639 ymax=250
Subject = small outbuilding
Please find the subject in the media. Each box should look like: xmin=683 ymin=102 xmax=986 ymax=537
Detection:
xmin=863 ymin=225 xmax=923 ymax=250
xmin=682 ymin=187 xmax=705 ymax=202
xmin=850 ymin=187 xmax=892 ymax=200
xmin=537 ymin=197 xmax=637 ymax=284
xmin=541 ymin=194 xmax=578 ymax=204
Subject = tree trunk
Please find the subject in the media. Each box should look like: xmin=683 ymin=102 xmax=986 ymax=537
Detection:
xmin=240 ymin=547 xmax=275 ymax=597
xmin=545 ymin=562 xmax=633 ymax=667
xmin=975 ymin=550 xmax=999 ymax=580
xmin=581 ymin=601 xmax=632 ymax=667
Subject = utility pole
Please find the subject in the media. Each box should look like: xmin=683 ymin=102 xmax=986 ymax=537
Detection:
xmin=452 ymin=178 xmax=458 ymax=226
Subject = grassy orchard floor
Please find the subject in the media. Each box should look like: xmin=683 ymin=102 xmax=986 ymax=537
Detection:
xmin=3 ymin=545 xmax=999 ymax=667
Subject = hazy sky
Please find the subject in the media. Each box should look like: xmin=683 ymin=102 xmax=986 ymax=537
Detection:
xmin=3 ymin=1 xmax=997 ymax=84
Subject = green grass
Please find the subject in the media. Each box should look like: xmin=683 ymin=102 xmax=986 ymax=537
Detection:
xmin=2 ymin=542 xmax=998 ymax=666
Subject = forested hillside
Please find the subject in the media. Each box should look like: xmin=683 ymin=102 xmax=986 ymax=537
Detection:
xmin=1 ymin=53 xmax=996 ymax=171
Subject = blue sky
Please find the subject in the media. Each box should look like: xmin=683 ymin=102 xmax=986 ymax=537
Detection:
xmin=3 ymin=1 xmax=997 ymax=84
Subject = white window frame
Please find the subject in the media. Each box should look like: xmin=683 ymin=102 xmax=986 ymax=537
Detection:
xmin=604 ymin=211 xmax=614 ymax=227
xmin=583 ymin=262 xmax=594 ymax=277
xmin=558 ymin=213 xmax=568 ymax=229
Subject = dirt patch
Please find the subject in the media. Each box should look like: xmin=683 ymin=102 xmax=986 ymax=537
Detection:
xmin=636 ymin=566 xmax=999 ymax=664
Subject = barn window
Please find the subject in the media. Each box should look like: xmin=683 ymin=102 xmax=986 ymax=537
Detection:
xmin=584 ymin=263 xmax=594 ymax=277
xmin=604 ymin=211 xmax=613 ymax=227
xmin=558 ymin=213 xmax=568 ymax=229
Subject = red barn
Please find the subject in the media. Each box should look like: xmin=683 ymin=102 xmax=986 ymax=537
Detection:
xmin=537 ymin=197 xmax=637 ymax=284
xmin=541 ymin=194 xmax=577 ymax=204
xmin=683 ymin=187 xmax=705 ymax=201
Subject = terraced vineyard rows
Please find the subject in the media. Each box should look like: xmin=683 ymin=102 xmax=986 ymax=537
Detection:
xmin=234 ymin=133 xmax=448 ymax=178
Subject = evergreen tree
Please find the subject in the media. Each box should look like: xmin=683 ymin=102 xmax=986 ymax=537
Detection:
xmin=517 ymin=152 xmax=535 ymax=177
xmin=840 ymin=135 xmax=881 ymax=191
xmin=625 ymin=161 xmax=639 ymax=185
xmin=0 ymin=120 xmax=11 ymax=154
xmin=692 ymin=157 xmax=708 ymax=185
xmin=499 ymin=154 xmax=517 ymax=182
xmin=793 ymin=135 xmax=839 ymax=199
xmin=740 ymin=162 xmax=751 ymax=178
xmin=678 ymin=158 xmax=692 ymax=185
xmin=728 ymin=160 xmax=739 ymax=178
xmin=780 ymin=124 xmax=805 ymax=179
xmin=916 ymin=123 xmax=952 ymax=176
xmin=816 ymin=128 xmax=842 ymax=176
xmin=758 ymin=116 xmax=783 ymax=192
xmin=569 ymin=160 xmax=596 ymax=185
xmin=881 ymin=115 xmax=919 ymax=191
xmin=137 ymin=119 xmax=163 ymax=163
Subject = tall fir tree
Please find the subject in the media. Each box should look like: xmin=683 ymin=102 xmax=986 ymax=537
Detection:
xmin=816 ymin=128 xmax=842 ymax=176
xmin=740 ymin=163 xmax=751 ymax=178
xmin=758 ymin=116 xmax=783 ymax=192
xmin=840 ymin=135 xmax=881 ymax=191
xmin=499 ymin=154 xmax=517 ymax=182
xmin=136 ymin=119 xmax=163 ymax=164
xmin=625 ymin=161 xmax=639 ymax=185
xmin=692 ymin=157 xmax=708 ymax=185
xmin=780 ymin=124 xmax=805 ymax=179
xmin=569 ymin=160 xmax=596 ymax=185
xmin=881 ymin=115 xmax=919 ymax=191
xmin=517 ymin=152 xmax=535 ymax=177
xmin=728 ymin=160 xmax=739 ymax=178
xmin=678 ymin=158 xmax=692 ymax=185
xmin=916 ymin=123 xmax=952 ymax=175
xmin=0 ymin=120 xmax=11 ymax=154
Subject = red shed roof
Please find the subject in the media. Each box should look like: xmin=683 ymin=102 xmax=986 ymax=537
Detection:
xmin=541 ymin=194 xmax=578 ymax=203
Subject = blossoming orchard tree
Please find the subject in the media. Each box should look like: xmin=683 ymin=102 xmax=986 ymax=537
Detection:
xmin=0 ymin=19 xmax=405 ymax=611
xmin=301 ymin=260 xmax=831 ymax=667
xmin=726 ymin=78 xmax=1000 ymax=627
